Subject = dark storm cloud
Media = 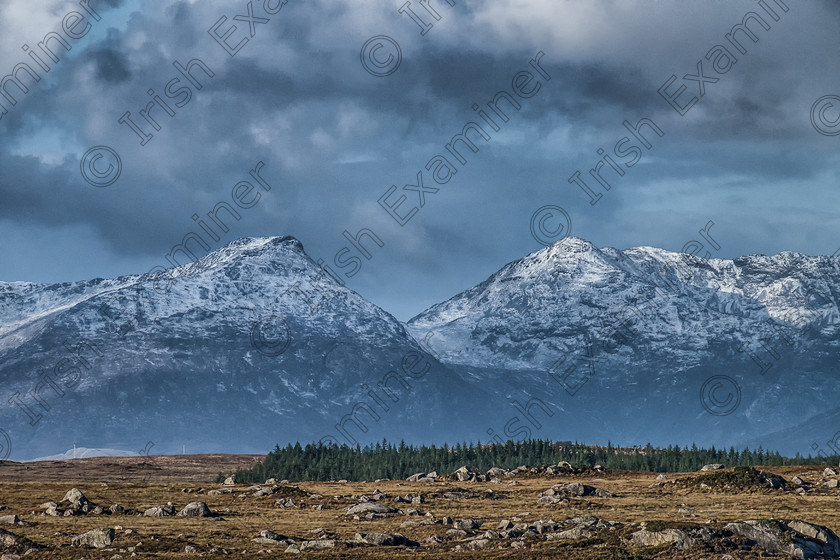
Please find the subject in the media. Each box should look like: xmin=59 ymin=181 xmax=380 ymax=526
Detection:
xmin=0 ymin=0 xmax=838 ymax=319
xmin=90 ymin=45 xmax=131 ymax=83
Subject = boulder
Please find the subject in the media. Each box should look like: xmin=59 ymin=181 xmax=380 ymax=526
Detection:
xmin=533 ymin=519 xmax=559 ymax=534
xmin=823 ymin=467 xmax=838 ymax=477
xmin=454 ymin=519 xmax=483 ymax=531
xmin=253 ymin=529 xmax=290 ymax=544
xmin=354 ymin=532 xmax=417 ymax=546
xmin=179 ymin=502 xmax=212 ymax=517
xmin=445 ymin=529 xmax=467 ymax=539
xmin=700 ymin=464 xmax=725 ymax=471
xmin=725 ymin=519 xmax=840 ymax=558
xmin=62 ymin=488 xmax=89 ymax=509
xmin=71 ymin=528 xmax=114 ymax=548
xmin=223 ymin=475 xmax=236 ymax=486
xmin=144 ymin=503 xmax=176 ymax=517
xmin=346 ymin=503 xmax=395 ymax=515
xmin=406 ymin=473 xmax=425 ymax=482
xmin=0 ymin=517 xmax=17 ymax=526
xmin=631 ymin=528 xmax=693 ymax=550
xmin=299 ymin=540 xmax=335 ymax=550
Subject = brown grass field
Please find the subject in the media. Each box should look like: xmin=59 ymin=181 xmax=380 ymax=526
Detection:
xmin=0 ymin=456 xmax=838 ymax=559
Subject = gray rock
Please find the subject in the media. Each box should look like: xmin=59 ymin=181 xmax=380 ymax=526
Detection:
xmin=254 ymin=486 xmax=280 ymax=497
xmin=179 ymin=502 xmax=212 ymax=517
xmin=184 ymin=545 xmax=197 ymax=554
xmin=71 ymin=528 xmax=115 ymax=548
xmin=354 ymin=532 xmax=416 ymax=546
xmin=299 ymin=540 xmax=335 ymax=550
xmin=143 ymin=504 xmax=176 ymax=517
xmin=0 ymin=529 xmax=22 ymax=548
xmin=0 ymin=516 xmax=18 ymax=526
xmin=346 ymin=502 xmax=395 ymax=515
xmin=445 ymin=529 xmax=467 ymax=539
xmin=406 ymin=473 xmax=425 ymax=482
xmin=725 ymin=519 xmax=840 ymax=558
xmin=700 ymin=464 xmax=725 ymax=471
xmin=533 ymin=519 xmax=559 ymax=534
xmin=466 ymin=538 xmax=490 ymax=550
xmin=823 ymin=467 xmax=838 ymax=477
xmin=631 ymin=528 xmax=693 ymax=550
xmin=62 ymin=488 xmax=89 ymax=509
xmin=223 ymin=476 xmax=236 ymax=486
xmin=454 ymin=519 xmax=483 ymax=531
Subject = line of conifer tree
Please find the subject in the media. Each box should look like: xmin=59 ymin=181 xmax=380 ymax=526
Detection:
xmin=227 ymin=439 xmax=839 ymax=483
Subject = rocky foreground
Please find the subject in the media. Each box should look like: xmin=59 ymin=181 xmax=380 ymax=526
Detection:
xmin=1 ymin=459 xmax=840 ymax=559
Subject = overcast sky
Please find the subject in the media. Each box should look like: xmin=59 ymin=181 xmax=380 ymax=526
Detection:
xmin=0 ymin=0 xmax=838 ymax=320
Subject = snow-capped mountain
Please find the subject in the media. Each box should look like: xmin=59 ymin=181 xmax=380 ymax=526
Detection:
xmin=2 ymin=235 xmax=839 ymax=459
xmin=0 ymin=237 xmax=482 ymax=460
xmin=408 ymin=237 xmax=840 ymax=370
xmin=408 ymin=237 xmax=840 ymax=456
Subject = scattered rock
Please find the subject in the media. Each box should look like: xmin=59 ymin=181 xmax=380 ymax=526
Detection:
xmin=143 ymin=504 xmax=176 ymax=517
xmin=453 ymin=519 xmax=483 ymax=531
xmin=298 ymin=540 xmax=335 ymax=550
xmin=725 ymin=519 xmax=840 ymax=559
xmin=354 ymin=532 xmax=417 ymax=546
xmin=631 ymin=528 xmax=693 ymax=550
xmin=346 ymin=503 xmax=396 ymax=515
xmin=179 ymin=502 xmax=212 ymax=517
xmin=71 ymin=528 xmax=115 ymax=548
xmin=62 ymin=488 xmax=90 ymax=509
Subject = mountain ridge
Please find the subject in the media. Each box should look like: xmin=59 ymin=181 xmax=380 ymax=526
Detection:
xmin=1 ymin=234 xmax=839 ymax=459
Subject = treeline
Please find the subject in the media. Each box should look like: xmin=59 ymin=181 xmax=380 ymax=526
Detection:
xmin=229 ymin=439 xmax=839 ymax=483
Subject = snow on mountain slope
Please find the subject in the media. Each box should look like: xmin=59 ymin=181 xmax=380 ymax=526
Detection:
xmin=0 ymin=236 xmax=474 ymax=460
xmin=3 ymin=235 xmax=840 ymax=459
xmin=408 ymin=237 xmax=840 ymax=370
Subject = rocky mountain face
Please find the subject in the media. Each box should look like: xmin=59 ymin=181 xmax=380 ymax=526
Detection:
xmin=0 ymin=237 xmax=487 ymax=460
xmin=408 ymin=237 xmax=840 ymax=456
xmin=1 ymin=235 xmax=839 ymax=459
